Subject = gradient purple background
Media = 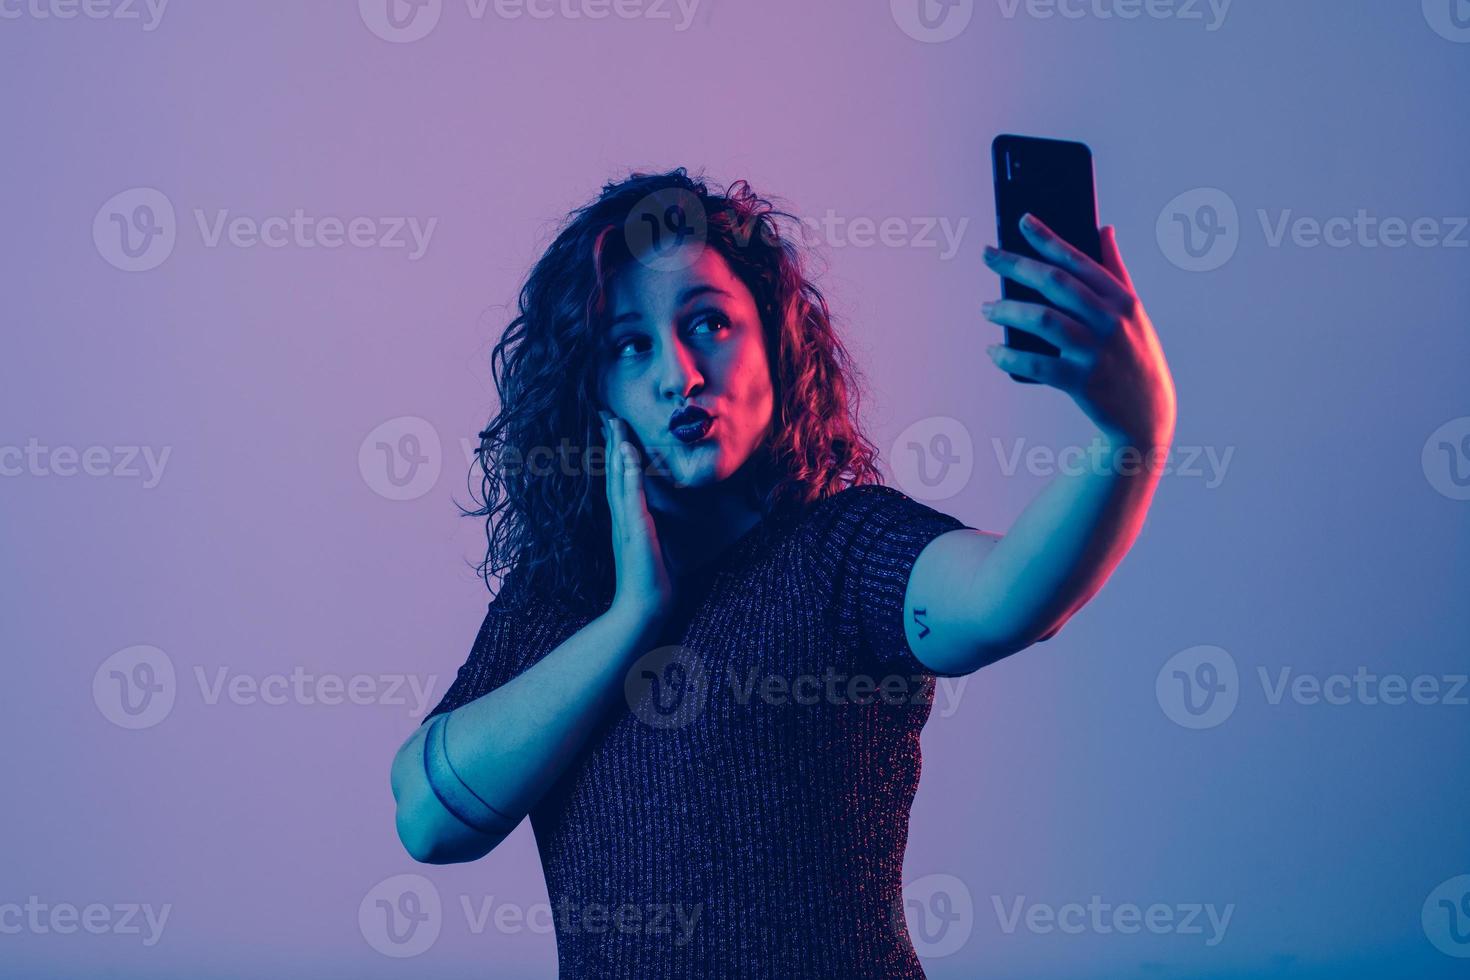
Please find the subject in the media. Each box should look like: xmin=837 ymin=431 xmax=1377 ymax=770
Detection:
xmin=4 ymin=1 xmax=1468 ymax=977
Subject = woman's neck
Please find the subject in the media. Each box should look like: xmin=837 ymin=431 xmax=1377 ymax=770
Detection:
xmin=653 ymin=497 xmax=762 ymax=579
xmin=646 ymin=452 xmax=777 ymax=578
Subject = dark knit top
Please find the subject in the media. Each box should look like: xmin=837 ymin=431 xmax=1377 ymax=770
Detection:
xmin=423 ymin=483 xmax=973 ymax=979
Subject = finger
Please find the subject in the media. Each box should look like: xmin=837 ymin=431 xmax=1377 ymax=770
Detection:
xmin=981 ymin=299 xmax=1093 ymax=353
xmin=603 ymin=415 xmax=623 ymax=535
xmin=985 ymin=344 xmax=1083 ymax=391
xmin=983 ymin=246 xmax=1111 ymax=331
xmin=1018 ymin=213 xmax=1129 ymax=302
xmin=613 ymin=420 xmax=645 ymax=525
xmin=619 ymin=425 xmax=642 ymax=505
xmin=1098 ymin=225 xmax=1135 ymax=293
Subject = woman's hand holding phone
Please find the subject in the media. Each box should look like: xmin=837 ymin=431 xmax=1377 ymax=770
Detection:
xmin=983 ymin=215 xmax=1177 ymax=449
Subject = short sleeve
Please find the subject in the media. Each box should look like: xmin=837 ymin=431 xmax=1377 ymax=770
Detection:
xmin=421 ymin=565 xmax=571 ymax=725
xmin=811 ymin=484 xmax=972 ymax=678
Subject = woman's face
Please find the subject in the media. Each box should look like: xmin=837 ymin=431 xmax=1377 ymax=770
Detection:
xmin=596 ymin=241 xmax=775 ymax=496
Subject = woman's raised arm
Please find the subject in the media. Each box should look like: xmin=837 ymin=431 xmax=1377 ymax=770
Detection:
xmin=899 ymin=217 xmax=1177 ymax=676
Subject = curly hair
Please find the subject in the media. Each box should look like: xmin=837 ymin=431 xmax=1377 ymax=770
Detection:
xmin=458 ymin=167 xmax=883 ymax=611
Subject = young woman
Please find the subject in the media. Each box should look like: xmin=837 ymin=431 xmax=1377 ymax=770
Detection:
xmin=389 ymin=169 xmax=1176 ymax=978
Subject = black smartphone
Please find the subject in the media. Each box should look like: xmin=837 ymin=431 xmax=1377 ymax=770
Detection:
xmin=990 ymin=134 xmax=1102 ymax=383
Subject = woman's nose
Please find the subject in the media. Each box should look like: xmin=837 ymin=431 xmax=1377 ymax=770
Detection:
xmin=657 ymin=337 xmax=704 ymax=400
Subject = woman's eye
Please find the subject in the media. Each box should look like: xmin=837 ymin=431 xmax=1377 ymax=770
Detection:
xmin=690 ymin=313 xmax=730 ymax=335
xmin=612 ymin=337 xmax=646 ymax=358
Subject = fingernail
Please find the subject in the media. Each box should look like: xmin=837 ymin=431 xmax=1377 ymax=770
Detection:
xmin=983 ymin=245 xmax=999 ymax=261
xmin=1021 ymin=212 xmax=1038 ymax=228
xmin=981 ymin=301 xmax=995 ymax=316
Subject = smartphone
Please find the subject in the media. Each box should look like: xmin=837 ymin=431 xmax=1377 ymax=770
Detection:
xmin=990 ymin=134 xmax=1102 ymax=383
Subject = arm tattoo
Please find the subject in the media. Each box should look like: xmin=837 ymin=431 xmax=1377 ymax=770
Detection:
xmin=912 ymin=606 xmax=931 ymax=640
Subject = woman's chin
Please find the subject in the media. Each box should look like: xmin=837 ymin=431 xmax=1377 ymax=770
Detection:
xmin=648 ymin=442 xmax=725 ymax=490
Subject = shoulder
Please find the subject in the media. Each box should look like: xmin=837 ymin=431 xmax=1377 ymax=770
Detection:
xmin=801 ymin=482 xmax=966 ymax=542
xmin=798 ymin=482 xmax=970 ymax=588
xmin=485 ymin=559 xmax=533 ymax=612
xmin=802 ymin=482 xmax=903 ymax=527
xmin=796 ymin=483 xmax=975 ymax=675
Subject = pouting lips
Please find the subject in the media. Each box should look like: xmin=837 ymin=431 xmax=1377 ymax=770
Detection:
xmin=668 ymin=405 xmax=713 ymax=430
xmin=669 ymin=415 xmax=714 ymax=444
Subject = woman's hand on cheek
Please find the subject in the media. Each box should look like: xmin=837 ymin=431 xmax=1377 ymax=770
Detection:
xmin=601 ymin=411 xmax=676 ymax=630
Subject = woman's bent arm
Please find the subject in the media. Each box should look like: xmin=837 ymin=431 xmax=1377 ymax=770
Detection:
xmin=390 ymin=605 xmax=662 ymax=865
